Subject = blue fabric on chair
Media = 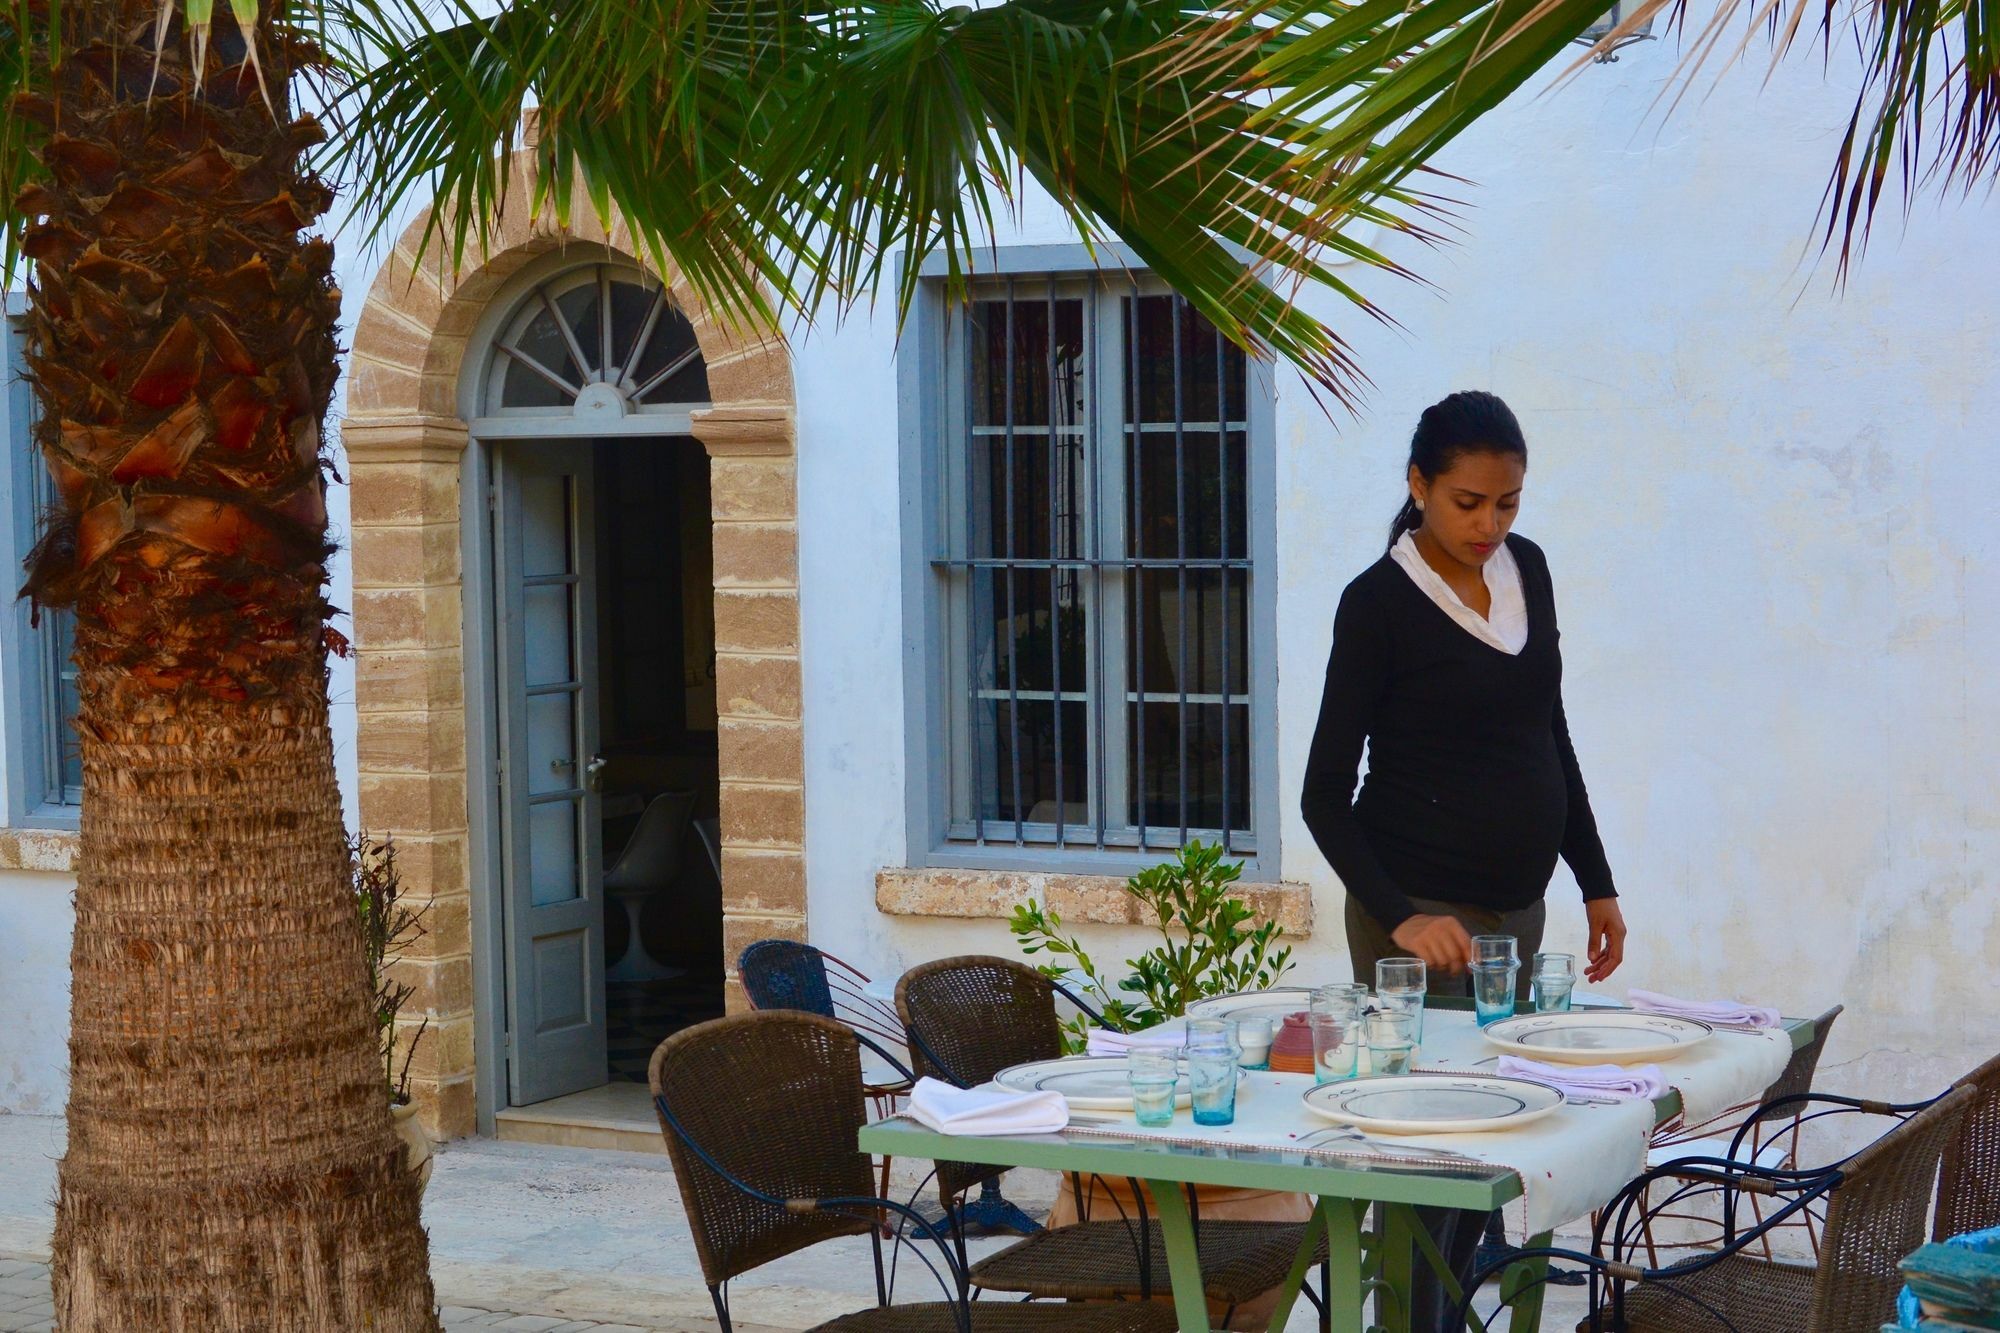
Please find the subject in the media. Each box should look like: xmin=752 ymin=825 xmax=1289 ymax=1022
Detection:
xmin=738 ymin=940 xmax=838 ymax=1017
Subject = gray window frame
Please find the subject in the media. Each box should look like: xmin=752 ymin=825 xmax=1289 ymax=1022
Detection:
xmin=0 ymin=293 xmax=83 ymax=829
xmin=898 ymin=245 xmax=1280 ymax=878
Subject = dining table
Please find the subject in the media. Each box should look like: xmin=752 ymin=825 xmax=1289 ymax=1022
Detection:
xmin=859 ymin=996 xmax=1818 ymax=1333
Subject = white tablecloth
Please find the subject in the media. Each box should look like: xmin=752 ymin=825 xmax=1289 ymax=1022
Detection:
xmin=1413 ymin=1008 xmax=1794 ymax=1127
xmin=1059 ymin=1068 xmax=1655 ymax=1240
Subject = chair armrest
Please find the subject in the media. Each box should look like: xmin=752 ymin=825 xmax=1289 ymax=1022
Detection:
xmin=1722 ymin=1089 xmax=1945 ymax=1168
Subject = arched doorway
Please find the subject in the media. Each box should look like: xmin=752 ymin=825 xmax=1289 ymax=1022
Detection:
xmin=344 ymin=176 xmax=802 ymax=1140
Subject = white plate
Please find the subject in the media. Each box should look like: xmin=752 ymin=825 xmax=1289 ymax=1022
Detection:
xmin=1302 ymin=1073 xmax=1565 ymax=1135
xmin=1480 ymin=1011 xmax=1713 ymax=1064
xmin=993 ymin=1056 xmax=1238 ymax=1110
xmin=1184 ymin=988 xmax=1318 ymax=1028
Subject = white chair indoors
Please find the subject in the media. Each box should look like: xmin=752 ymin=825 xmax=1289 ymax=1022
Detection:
xmin=605 ymin=790 xmax=697 ymax=983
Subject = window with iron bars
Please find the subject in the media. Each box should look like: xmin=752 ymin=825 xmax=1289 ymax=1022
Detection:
xmin=930 ymin=273 xmax=1263 ymax=857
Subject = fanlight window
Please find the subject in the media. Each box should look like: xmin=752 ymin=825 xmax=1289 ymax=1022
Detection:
xmin=488 ymin=266 xmax=710 ymax=416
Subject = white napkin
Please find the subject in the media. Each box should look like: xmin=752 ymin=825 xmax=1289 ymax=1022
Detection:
xmin=905 ymin=1077 xmax=1069 ymax=1136
xmin=1628 ymin=989 xmax=1781 ymax=1029
xmin=1497 ymin=1055 xmax=1668 ymax=1100
xmin=1085 ymin=1027 xmax=1185 ymax=1058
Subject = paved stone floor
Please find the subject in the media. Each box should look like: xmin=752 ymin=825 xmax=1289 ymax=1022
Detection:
xmin=0 ymin=1114 xmax=1593 ymax=1330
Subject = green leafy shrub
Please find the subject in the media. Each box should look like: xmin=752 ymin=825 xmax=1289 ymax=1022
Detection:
xmin=1009 ymin=841 xmax=1293 ymax=1052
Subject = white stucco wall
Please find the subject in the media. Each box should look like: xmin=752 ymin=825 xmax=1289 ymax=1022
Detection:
xmin=794 ymin=36 xmax=2000 ymax=1107
xmin=0 ymin=870 xmax=73 ymax=1112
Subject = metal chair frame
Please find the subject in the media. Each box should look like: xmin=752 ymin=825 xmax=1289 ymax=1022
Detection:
xmin=1447 ymin=1083 xmax=1980 ymax=1333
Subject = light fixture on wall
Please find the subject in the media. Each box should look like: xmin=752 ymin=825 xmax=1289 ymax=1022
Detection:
xmin=1574 ymin=1 xmax=1656 ymax=61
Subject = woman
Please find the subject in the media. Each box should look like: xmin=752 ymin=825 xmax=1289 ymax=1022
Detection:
xmin=1300 ymin=389 xmax=1628 ymax=1325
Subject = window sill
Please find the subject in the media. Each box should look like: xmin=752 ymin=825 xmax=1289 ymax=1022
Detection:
xmin=874 ymin=866 xmax=1314 ymax=937
xmin=0 ymin=826 xmax=80 ymax=873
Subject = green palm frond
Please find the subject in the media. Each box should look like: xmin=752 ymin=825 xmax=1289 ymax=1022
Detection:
xmin=315 ymin=0 xmax=1450 ymax=402
xmin=1244 ymin=0 xmax=2000 ymax=277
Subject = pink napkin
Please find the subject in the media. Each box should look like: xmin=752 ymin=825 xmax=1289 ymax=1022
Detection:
xmin=1628 ymin=989 xmax=1781 ymax=1029
xmin=1496 ymin=1055 xmax=1668 ymax=1100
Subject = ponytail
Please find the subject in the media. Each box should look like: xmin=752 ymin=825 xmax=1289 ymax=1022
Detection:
xmin=1386 ymin=390 xmax=1528 ymax=552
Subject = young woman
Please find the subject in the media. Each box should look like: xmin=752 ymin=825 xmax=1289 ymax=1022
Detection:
xmin=1300 ymin=390 xmax=1628 ymax=1325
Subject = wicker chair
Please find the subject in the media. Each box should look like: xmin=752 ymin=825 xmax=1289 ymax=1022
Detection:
xmin=1935 ymin=1049 xmax=2000 ymax=1241
xmin=739 ymin=941 xmax=915 ymax=1204
xmin=1636 ymin=1004 xmax=1845 ymax=1262
xmin=1468 ymin=1082 xmax=1982 ymax=1333
xmin=650 ymin=1010 xmax=1178 ymax=1333
xmin=895 ymin=956 xmax=1329 ymax=1329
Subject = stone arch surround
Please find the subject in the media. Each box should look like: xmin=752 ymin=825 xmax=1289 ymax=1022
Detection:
xmin=344 ymin=153 xmax=804 ymax=1139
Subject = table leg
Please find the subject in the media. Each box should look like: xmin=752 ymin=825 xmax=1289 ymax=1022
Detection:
xmin=1324 ymin=1198 xmax=1368 ymax=1333
xmin=1376 ymin=1204 xmax=1416 ymax=1333
xmin=1260 ymin=1199 xmax=1331 ymax=1332
xmin=1141 ymin=1180 xmax=1216 ymax=1333
xmin=1501 ymin=1230 xmax=1554 ymax=1333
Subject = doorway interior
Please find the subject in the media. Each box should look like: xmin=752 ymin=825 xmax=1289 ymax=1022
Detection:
xmin=489 ymin=433 xmax=725 ymax=1113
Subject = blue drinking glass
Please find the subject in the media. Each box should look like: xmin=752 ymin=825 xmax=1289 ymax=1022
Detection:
xmin=1188 ymin=1051 xmax=1239 ymax=1126
xmin=1472 ymin=962 xmax=1519 ymax=1027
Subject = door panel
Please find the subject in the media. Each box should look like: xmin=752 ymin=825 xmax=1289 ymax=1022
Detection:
xmin=495 ymin=444 xmax=606 ymax=1104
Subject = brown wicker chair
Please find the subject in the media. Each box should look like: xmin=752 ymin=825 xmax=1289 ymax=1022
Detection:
xmin=650 ymin=1010 xmax=1177 ymax=1333
xmin=1636 ymin=1004 xmax=1845 ymax=1262
xmin=1934 ymin=1049 xmax=2000 ymax=1241
xmin=1572 ymin=1082 xmax=1981 ymax=1333
xmin=895 ymin=956 xmax=1328 ymax=1328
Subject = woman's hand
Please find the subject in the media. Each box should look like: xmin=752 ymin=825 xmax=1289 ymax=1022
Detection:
xmin=1389 ymin=914 xmax=1474 ymax=974
xmin=1584 ymin=898 xmax=1627 ymax=983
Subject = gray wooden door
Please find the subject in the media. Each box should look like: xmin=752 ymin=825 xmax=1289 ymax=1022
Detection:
xmin=494 ymin=444 xmax=607 ymax=1105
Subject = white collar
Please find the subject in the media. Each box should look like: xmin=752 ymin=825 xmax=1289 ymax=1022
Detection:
xmin=1390 ymin=531 xmax=1529 ymax=655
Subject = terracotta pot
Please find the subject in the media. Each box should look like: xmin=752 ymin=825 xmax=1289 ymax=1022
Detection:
xmin=389 ymin=1099 xmax=434 ymax=1193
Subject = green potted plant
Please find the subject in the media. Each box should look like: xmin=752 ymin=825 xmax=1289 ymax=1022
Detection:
xmin=354 ymin=833 xmax=434 ymax=1191
xmin=1010 ymin=840 xmax=1294 ymax=1052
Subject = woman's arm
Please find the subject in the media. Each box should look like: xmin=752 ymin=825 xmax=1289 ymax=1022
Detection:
xmin=1300 ymin=584 xmax=1419 ymax=932
xmin=1555 ymin=687 xmax=1626 ymax=981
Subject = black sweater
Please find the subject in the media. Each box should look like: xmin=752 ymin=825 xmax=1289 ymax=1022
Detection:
xmin=1300 ymin=534 xmax=1616 ymax=933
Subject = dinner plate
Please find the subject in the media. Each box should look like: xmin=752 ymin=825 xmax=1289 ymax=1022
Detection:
xmin=1184 ymin=987 xmax=1318 ymax=1028
xmin=1480 ymin=1011 xmax=1713 ymax=1063
xmin=994 ymin=1056 xmax=1231 ymax=1110
xmin=1302 ymin=1073 xmax=1565 ymax=1135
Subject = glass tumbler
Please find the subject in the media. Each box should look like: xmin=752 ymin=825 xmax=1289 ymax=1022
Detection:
xmin=1127 ymin=1048 xmax=1181 ymax=1127
xmin=1308 ymin=992 xmax=1361 ymax=1083
xmin=1472 ymin=934 xmax=1519 ymax=967
xmin=1472 ymin=961 xmax=1520 ymax=1026
xmin=1365 ymin=1009 xmax=1417 ymax=1075
xmin=1532 ymin=952 xmax=1577 ymax=1013
xmin=1188 ymin=1049 xmax=1240 ymax=1126
xmin=1185 ymin=1018 xmax=1237 ymax=1054
xmin=1375 ymin=958 xmax=1427 ymax=1046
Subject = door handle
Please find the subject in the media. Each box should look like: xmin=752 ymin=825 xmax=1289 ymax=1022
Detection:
xmin=585 ymin=755 xmax=607 ymax=791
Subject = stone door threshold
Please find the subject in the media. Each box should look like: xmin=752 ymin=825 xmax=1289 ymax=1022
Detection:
xmin=494 ymin=1083 xmax=664 ymax=1155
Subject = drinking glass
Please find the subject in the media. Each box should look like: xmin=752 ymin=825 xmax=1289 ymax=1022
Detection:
xmin=1532 ymin=952 xmax=1577 ymax=1013
xmin=1308 ymin=992 xmax=1361 ymax=1083
xmin=1188 ymin=1050 xmax=1240 ymax=1126
xmin=1471 ymin=935 xmax=1519 ymax=967
xmin=1365 ymin=1009 xmax=1417 ymax=1076
xmin=1471 ymin=961 xmax=1519 ymax=1027
xmin=1374 ymin=958 xmax=1426 ymax=1046
xmin=1184 ymin=1018 xmax=1238 ymax=1054
xmin=1127 ymin=1049 xmax=1180 ymax=1127
xmin=1236 ymin=1017 xmax=1275 ymax=1069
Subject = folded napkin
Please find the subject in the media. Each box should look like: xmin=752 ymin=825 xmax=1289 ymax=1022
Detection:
xmin=1628 ymin=989 xmax=1781 ymax=1029
xmin=905 ymin=1077 xmax=1069 ymax=1136
xmin=1496 ymin=1055 xmax=1668 ymax=1100
xmin=1085 ymin=1026 xmax=1185 ymax=1058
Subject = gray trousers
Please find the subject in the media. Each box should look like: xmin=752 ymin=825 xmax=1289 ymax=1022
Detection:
xmin=1343 ymin=892 xmax=1547 ymax=1331
xmin=1344 ymin=893 xmax=1545 ymax=999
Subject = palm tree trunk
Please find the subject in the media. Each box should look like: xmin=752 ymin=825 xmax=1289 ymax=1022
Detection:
xmin=15 ymin=0 xmax=439 ymax=1325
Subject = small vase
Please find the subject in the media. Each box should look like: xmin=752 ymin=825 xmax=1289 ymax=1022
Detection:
xmin=389 ymin=1099 xmax=434 ymax=1193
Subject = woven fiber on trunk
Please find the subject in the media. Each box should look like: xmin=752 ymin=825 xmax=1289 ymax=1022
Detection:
xmin=53 ymin=690 xmax=438 ymax=1330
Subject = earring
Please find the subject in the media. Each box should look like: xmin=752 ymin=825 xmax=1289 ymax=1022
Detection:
xmin=1415 ymin=500 xmax=1425 ymax=512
